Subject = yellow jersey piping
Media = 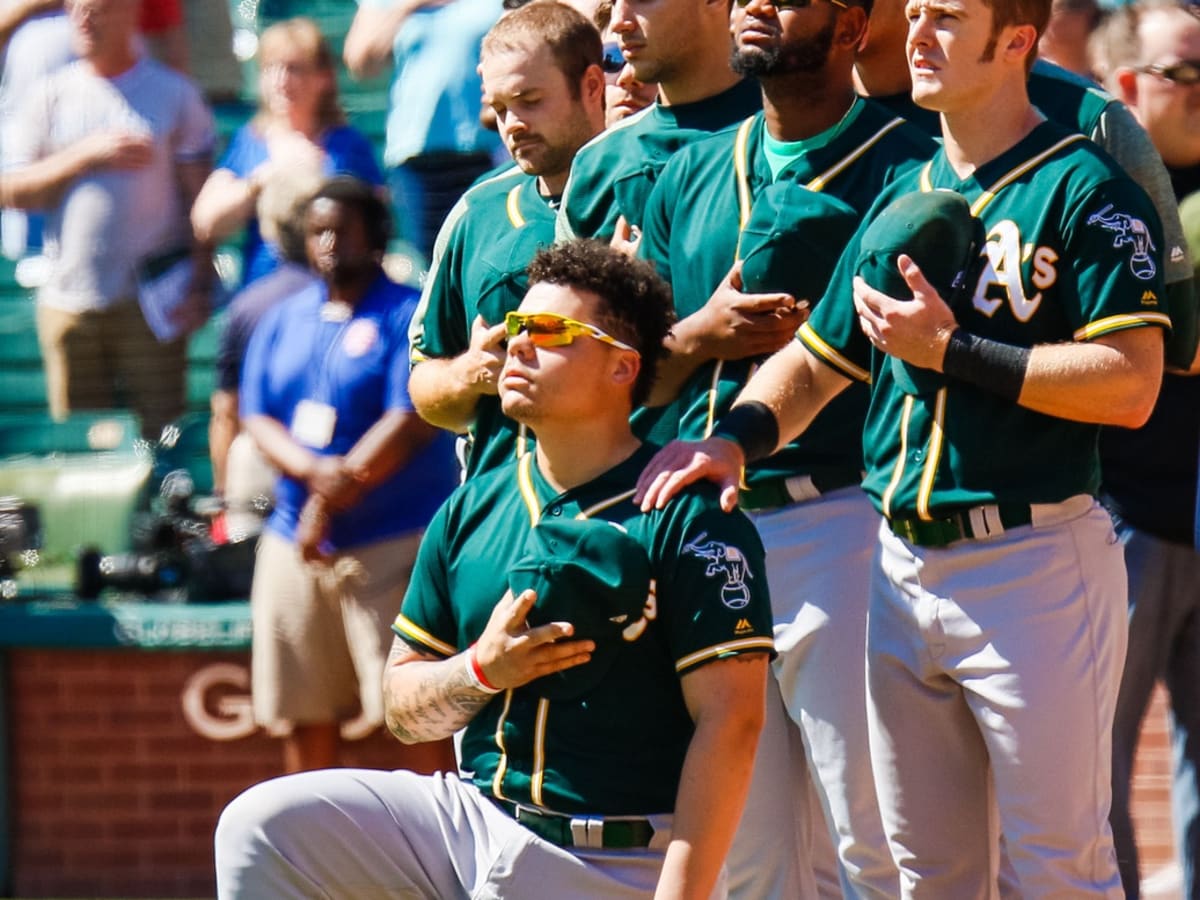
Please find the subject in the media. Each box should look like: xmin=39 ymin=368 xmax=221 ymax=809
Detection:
xmin=577 ymin=489 xmax=637 ymax=519
xmin=915 ymin=388 xmax=947 ymax=522
xmin=530 ymin=698 xmax=550 ymax=806
xmin=392 ymin=614 xmax=456 ymax=658
xmin=806 ymin=118 xmax=904 ymax=192
xmin=703 ymin=360 xmax=724 ymax=438
xmin=491 ymin=689 xmax=515 ymax=800
xmin=881 ymin=395 xmax=914 ymax=519
xmin=506 ymin=185 xmax=526 ymax=228
xmin=1074 ymin=312 xmax=1172 ymax=341
xmin=798 ymin=323 xmax=871 ymax=383
xmin=675 ymin=637 xmax=776 ymax=672
xmin=517 ymin=452 xmax=540 ymax=525
xmin=970 ymin=135 xmax=1087 ymax=217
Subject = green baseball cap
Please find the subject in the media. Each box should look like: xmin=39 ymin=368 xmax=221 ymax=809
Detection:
xmin=855 ymin=190 xmax=984 ymax=395
xmin=509 ymin=517 xmax=652 ymax=701
xmin=739 ymin=180 xmax=859 ymax=302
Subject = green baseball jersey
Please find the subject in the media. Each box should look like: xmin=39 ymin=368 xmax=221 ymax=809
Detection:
xmin=556 ymin=78 xmax=762 ymax=242
xmin=800 ymin=121 xmax=1170 ymax=518
xmin=393 ymin=443 xmax=774 ymax=816
xmin=409 ymin=166 xmax=557 ymax=478
xmin=639 ymin=100 xmax=936 ymax=488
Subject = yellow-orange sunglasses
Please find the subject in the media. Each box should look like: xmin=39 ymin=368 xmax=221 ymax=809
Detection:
xmin=504 ymin=311 xmax=638 ymax=353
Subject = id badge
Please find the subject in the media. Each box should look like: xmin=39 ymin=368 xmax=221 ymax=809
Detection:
xmin=291 ymin=399 xmax=337 ymax=449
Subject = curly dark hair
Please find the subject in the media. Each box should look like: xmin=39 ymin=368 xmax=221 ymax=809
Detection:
xmin=525 ymin=239 xmax=675 ymax=408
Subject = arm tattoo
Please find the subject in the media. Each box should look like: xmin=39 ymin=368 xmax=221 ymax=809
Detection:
xmin=383 ymin=638 xmax=496 ymax=744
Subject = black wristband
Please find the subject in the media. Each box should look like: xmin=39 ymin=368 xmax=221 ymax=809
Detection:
xmin=941 ymin=329 xmax=1031 ymax=402
xmin=712 ymin=401 xmax=780 ymax=464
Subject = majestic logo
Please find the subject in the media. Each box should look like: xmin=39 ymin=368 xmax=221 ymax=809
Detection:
xmin=1087 ymin=204 xmax=1157 ymax=281
xmin=684 ymin=532 xmax=752 ymax=609
xmin=734 ymin=618 xmax=754 ymax=635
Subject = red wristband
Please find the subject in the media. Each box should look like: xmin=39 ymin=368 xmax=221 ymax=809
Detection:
xmin=468 ymin=643 xmax=501 ymax=693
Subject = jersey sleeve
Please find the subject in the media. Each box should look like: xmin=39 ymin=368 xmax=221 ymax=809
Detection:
xmin=556 ymin=165 xmax=583 ymax=242
xmin=556 ymin=135 xmax=614 ymax=241
xmin=637 ymin=164 xmax=675 ymax=287
xmin=410 ymin=207 xmax=471 ymax=362
xmin=1092 ymin=102 xmax=1193 ymax=292
xmin=393 ymin=500 xmax=460 ymax=657
xmin=655 ymin=501 xmax=774 ymax=676
xmin=1065 ymin=177 xmax=1171 ymax=341
xmin=797 ymin=219 xmax=874 ymax=384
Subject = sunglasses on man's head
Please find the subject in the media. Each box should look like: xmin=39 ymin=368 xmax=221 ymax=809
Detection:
xmin=504 ymin=311 xmax=638 ymax=353
xmin=1136 ymin=60 xmax=1200 ymax=86
xmin=732 ymin=0 xmax=848 ymax=9
xmin=601 ymin=43 xmax=626 ymax=75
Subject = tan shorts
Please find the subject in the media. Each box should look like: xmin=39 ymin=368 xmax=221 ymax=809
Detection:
xmin=250 ymin=528 xmax=423 ymax=735
xmin=37 ymin=300 xmax=185 ymax=440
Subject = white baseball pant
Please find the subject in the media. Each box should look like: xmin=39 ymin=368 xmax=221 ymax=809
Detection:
xmin=867 ymin=497 xmax=1126 ymax=898
xmin=729 ymin=486 xmax=897 ymax=900
xmin=215 ymin=769 xmax=725 ymax=899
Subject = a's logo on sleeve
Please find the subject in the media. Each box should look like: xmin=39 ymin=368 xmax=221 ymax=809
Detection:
xmin=1087 ymin=204 xmax=1157 ymax=281
xmin=684 ymin=532 xmax=752 ymax=610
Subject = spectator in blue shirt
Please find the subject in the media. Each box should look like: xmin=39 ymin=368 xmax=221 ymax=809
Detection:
xmin=240 ymin=176 xmax=457 ymax=774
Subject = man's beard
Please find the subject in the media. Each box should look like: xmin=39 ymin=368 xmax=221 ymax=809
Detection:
xmin=730 ymin=20 xmax=835 ymax=77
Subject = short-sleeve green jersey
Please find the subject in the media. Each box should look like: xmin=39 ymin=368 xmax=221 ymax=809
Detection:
xmin=639 ymin=100 xmax=936 ymax=487
xmin=800 ymin=122 xmax=1170 ymax=518
xmin=556 ymin=78 xmax=762 ymax=242
xmin=394 ymin=444 xmax=774 ymax=816
xmin=408 ymin=166 xmax=557 ymax=477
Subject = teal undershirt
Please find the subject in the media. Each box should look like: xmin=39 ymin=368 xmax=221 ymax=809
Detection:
xmin=761 ymin=96 xmax=867 ymax=180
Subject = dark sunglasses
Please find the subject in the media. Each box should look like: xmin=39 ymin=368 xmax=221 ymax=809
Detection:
xmin=1136 ymin=60 xmax=1200 ymax=86
xmin=601 ymin=42 xmax=626 ymax=75
xmin=732 ymin=0 xmax=848 ymax=8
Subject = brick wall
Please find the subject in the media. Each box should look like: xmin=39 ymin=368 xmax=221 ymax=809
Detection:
xmin=5 ymin=648 xmax=452 ymax=898
xmin=1132 ymin=685 xmax=1179 ymax=889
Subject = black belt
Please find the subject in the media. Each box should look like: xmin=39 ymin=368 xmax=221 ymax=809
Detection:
xmin=492 ymin=799 xmax=655 ymax=849
xmin=740 ymin=469 xmax=862 ymax=511
xmin=887 ymin=503 xmax=1034 ymax=548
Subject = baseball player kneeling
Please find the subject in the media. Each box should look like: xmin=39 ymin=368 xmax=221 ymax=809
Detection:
xmin=214 ymin=240 xmax=776 ymax=900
